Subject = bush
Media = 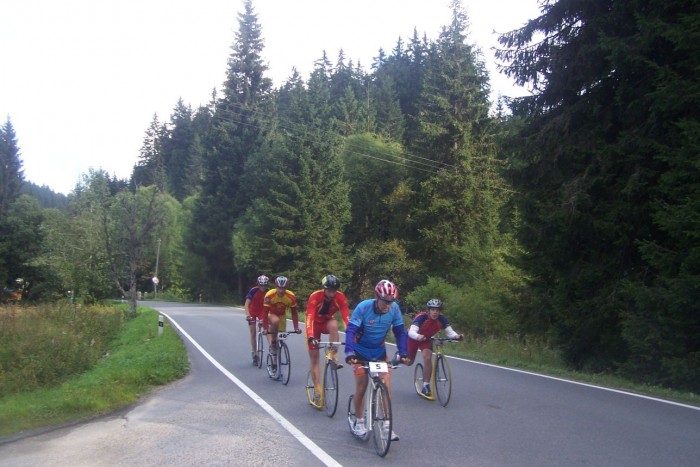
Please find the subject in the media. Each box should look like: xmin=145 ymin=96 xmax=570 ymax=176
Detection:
xmin=0 ymin=304 xmax=124 ymax=397
xmin=406 ymin=276 xmax=517 ymax=337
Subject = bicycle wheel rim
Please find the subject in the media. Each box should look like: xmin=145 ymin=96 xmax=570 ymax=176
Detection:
xmin=414 ymin=363 xmax=424 ymax=395
xmin=256 ymin=333 xmax=264 ymax=368
xmin=347 ymin=395 xmax=356 ymax=433
xmin=280 ymin=342 xmax=291 ymax=385
xmin=435 ymin=355 xmax=452 ymax=406
xmin=266 ymin=353 xmax=275 ymax=378
xmin=306 ymin=370 xmax=318 ymax=406
xmin=371 ymin=381 xmax=392 ymax=457
xmin=324 ymin=361 xmax=339 ymax=417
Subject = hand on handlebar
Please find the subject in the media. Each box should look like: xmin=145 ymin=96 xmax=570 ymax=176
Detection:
xmin=308 ymin=337 xmax=319 ymax=346
xmin=295 ymin=328 xmax=302 ymax=334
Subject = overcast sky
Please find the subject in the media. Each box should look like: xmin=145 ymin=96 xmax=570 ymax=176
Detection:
xmin=1 ymin=0 xmax=541 ymax=195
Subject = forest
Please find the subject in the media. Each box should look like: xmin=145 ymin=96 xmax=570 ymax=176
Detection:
xmin=1 ymin=0 xmax=697 ymax=392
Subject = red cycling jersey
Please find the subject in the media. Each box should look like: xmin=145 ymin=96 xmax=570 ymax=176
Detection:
xmin=305 ymin=289 xmax=350 ymax=341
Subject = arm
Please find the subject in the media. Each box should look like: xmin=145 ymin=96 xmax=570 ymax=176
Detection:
xmin=338 ymin=294 xmax=350 ymax=331
xmin=244 ymin=298 xmax=252 ymax=318
xmin=408 ymin=324 xmax=422 ymax=340
xmin=345 ymin=322 xmax=360 ymax=359
xmin=291 ymin=306 xmax=299 ymax=331
xmin=444 ymin=325 xmax=462 ymax=340
xmin=392 ymin=323 xmax=408 ymax=356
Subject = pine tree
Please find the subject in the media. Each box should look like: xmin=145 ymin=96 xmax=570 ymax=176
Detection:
xmin=498 ymin=0 xmax=700 ymax=388
xmin=0 ymin=117 xmax=24 ymax=216
xmin=188 ymin=0 xmax=273 ymax=299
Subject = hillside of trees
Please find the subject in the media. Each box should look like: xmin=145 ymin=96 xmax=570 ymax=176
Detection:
xmin=1 ymin=0 xmax=697 ymax=392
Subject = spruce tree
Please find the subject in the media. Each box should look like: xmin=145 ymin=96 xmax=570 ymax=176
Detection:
xmin=188 ymin=0 xmax=272 ymax=299
xmin=498 ymin=0 xmax=700 ymax=388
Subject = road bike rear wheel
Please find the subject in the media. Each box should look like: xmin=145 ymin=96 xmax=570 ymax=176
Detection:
xmin=414 ymin=363 xmax=424 ymax=395
xmin=266 ymin=351 xmax=277 ymax=379
xmin=347 ymin=395 xmax=357 ymax=434
xmin=256 ymin=331 xmax=264 ymax=368
xmin=435 ymin=354 xmax=452 ymax=407
xmin=279 ymin=341 xmax=291 ymax=385
xmin=371 ymin=380 xmax=392 ymax=457
xmin=306 ymin=370 xmax=322 ymax=408
xmin=324 ymin=360 xmax=339 ymax=417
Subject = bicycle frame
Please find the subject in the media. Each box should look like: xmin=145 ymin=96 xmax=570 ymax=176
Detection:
xmin=306 ymin=341 xmax=341 ymax=417
xmin=347 ymin=360 xmax=395 ymax=457
xmin=414 ymin=337 xmax=456 ymax=406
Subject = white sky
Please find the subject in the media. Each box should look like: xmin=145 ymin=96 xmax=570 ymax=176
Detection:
xmin=1 ymin=0 xmax=541 ymax=195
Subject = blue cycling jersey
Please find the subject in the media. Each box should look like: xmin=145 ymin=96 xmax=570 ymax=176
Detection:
xmin=345 ymin=299 xmax=407 ymax=360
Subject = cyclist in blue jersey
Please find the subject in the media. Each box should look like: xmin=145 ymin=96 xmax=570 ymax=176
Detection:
xmin=345 ymin=279 xmax=410 ymax=440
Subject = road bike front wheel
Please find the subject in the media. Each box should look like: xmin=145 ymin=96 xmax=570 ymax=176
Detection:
xmin=256 ymin=331 xmax=264 ymax=368
xmin=279 ymin=341 xmax=291 ymax=385
xmin=414 ymin=363 xmax=424 ymax=396
xmin=435 ymin=354 xmax=452 ymax=407
xmin=324 ymin=360 xmax=339 ymax=417
xmin=371 ymin=380 xmax=392 ymax=457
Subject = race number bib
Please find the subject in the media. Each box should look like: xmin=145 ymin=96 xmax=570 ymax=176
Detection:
xmin=370 ymin=361 xmax=388 ymax=373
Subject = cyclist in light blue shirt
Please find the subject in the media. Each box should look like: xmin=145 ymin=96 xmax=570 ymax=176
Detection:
xmin=345 ymin=279 xmax=409 ymax=440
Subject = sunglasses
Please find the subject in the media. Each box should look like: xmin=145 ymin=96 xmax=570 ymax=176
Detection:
xmin=377 ymin=297 xmax=395 ymax=304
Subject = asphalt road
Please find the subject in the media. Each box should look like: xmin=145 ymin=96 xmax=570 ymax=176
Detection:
xmin=1 ymin=302 xmax=699 ymax=466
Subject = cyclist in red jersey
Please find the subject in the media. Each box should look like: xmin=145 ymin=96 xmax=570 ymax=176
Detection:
xmin=407 ymin=298 xmax=464 ymax=397
xmin=306 ymin=275 xmax=350 ymax=401
xmin=244 ymin=275 xmax=270 ymax=365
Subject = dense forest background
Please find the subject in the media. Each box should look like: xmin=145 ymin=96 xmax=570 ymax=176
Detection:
xmin=1 ymin=0 xmax=697 ymax=392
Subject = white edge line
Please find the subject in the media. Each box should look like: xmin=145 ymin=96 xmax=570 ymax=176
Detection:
xmin=379 ymin=337 xmax=700 ymax=412
xmin=161 ymin=312 xmax=343 ymax=467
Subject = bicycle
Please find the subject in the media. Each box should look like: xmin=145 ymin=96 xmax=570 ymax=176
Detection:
xmin=346 ymin=360 xmax=398 ymax=457
xmin=413 ymin=336 xmax=457 ymax=406
xmin=265 ymin=330 xmax=299 ymax=384
xmin=305 ymin=341 xmax=341 ymax=417
xmin=255 ymin=319 xmax=265 ymax=369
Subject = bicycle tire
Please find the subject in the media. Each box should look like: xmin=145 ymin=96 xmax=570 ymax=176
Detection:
xmin=371 ymin=380 xmax=392 ymax=457
xmin=324 ymin=361 xmax=339 ymax=417
xmin=280 ymin=341 xmax=291 ymax=385
xmin=266 ymin=352 xmax=277 ymax=379
xmin=347 ymin=394 xmax=357 ymax=434
xmin=413 ymin=363 xmax=424 ymax=396
xmin=435 ymin=354 xmax=452 ymax=407
xmin=256 ymin=331 xmax=264 ymax=369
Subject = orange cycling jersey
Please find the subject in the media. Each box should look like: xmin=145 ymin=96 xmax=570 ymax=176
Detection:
xmin=263 ymin=289 xmax=299 ymax=330
xmin=305 ymin=289 xmax=350 ymax=338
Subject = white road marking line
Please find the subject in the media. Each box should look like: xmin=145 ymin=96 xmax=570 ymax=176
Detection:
xmin=162 ymin=312 xmax=342 ymax=467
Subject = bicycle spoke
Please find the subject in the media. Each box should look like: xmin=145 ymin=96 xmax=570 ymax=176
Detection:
xmin=280 ymin=342 xmax=291 ymax=385
xmin=324 ymin=361 xmax=339 ymax=417
xmin=414 ymin=363 xmax=424 ymax=396
xmin=435 ymin=354 xmax=452 ymax=406
xmin=372 ymin=381 xmax=392 ymax=457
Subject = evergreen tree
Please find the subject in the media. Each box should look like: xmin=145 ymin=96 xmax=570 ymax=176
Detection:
xmin=234 ymin=73 xmax=350 ymax=299
xmin=188 ymin=0 xmax=272 ymax=299
xmin=408 ymin=0 xmax=503 ymax=284
xmin=498 ymin=0 xmax=700 ymax=388
xmin=0 ymin=117 xmax=24 ymax=216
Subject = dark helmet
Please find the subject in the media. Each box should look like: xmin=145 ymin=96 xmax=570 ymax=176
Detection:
xmin=322 ymin=274 xmax=340 ymax=290
xmin=257 ymin=275 xmax=270 ymax=286
xmin=374 ymin=280 xmax=398 ymax=301
xmin=426 ymin=298 xmax=443 ymax=309
xmin=275 ymin=276 xmax=289 ymax=288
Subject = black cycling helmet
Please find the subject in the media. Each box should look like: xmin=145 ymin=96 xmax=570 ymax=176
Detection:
xmin=426 ymin=298 xmax=443 ymax=309
xmin=322 ymin=274 xmax=340 ymax=290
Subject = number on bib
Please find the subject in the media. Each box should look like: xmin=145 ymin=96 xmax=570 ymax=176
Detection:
xmin=370 ymin=361 xmax=388 ymax=373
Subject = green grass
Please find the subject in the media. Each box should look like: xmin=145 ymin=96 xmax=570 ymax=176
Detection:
xmin=0 ymin=306 xmax=188 ymax=437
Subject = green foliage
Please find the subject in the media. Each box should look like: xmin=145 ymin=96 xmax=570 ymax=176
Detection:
xmin=0 ymin=306 xmax=188 ymax=436
xmin=406 ymin=276 xmax=517 ymax=337
xmin=497 ymin=0 xmax=700 ymax=390
xmin=0 ymin=304 xmax=124 ymax=397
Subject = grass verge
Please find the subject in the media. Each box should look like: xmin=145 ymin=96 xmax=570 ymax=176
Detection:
xmin=0 ymin=307 xmax=189 ymax=437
